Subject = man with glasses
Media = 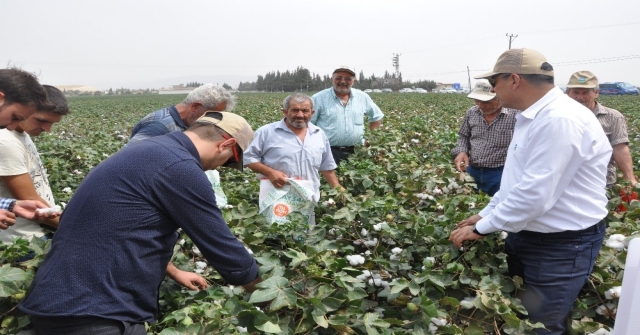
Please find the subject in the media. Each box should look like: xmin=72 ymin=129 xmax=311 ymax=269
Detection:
xmin=565 ymin=70 xmax=637 ymax=187
xmin=450 ymin=48 xmax=611 ymax=335
xmin=244 ymin=93 xmax=342 ymax=226
xmin=128 ymin=83 xmax=235 ymax=146
xmin=451 ymin=80 xmax=518 ymax=196
xmin=311 ymin=66 xmax=384 ymax=165
xmin=20 ymin=112 xmax=262 ymax=335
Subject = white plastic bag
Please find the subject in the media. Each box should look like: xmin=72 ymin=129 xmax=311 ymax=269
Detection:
xmin=205 ymin=170 xmax=228 ymax=208
xmin=259 ymin=178 xmax=315 ymax=225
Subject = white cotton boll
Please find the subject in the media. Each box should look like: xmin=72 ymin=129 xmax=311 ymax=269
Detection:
xmin=353 ymin=240 xmax=362 ymax=246
xmin=595 ymin=303 xmax=617 ymax=316
xmin=244 ymin=180 xmax=249 ymax=184
xmin=346 ymin=255 xmax=365 ymax=266
xmin=192 ymin=246 xmax=202 ymax=256
xmin=361 ymin=228 xmax=368 ymax=236
xmin=604 ymin=286 xmax=621 ymax=299
xmin=430 ymin=317 xmax=448 ymax=326
xmin=411 ymin=139 xmax=419 ymax=144
xmin=327 ymin=198 xmax=335 ymax=205
xmin=436 ymin=204 xmax=444 ymax=210
xmin=178 ymin=239 xmax=185 ymax=246
xmin=390 ymin=255 xmax=399 ymax=261
xmin=605 ymin=239 xmax=626 ymax=250
xmin=60 ymin=202 xmax=67 ymax=208
xmin=609 ymin=234 xmax=626 ymax=242
xmin=195 ymin=261 xmax=207 ymax=269
xmin=391 ymin=247 xmax=403 ymax=254
xmin=236 ymin=326 xmax=248 ymax=332
xmin=460 ymin=297 xmax=475 ymax=310
xmin=364 ymin=250 xmax=371 ymax=256
xmin=244 ymin=246 xmax=253 ymax=255
xmin=499 ymin=231 xmax=508 ymax=240
xmin=425 ymin=257 xmax=435 ymax=264
xmin=224 ymin=204 xmax=234 ymax=209
xmin=414 ymin=132 xmax=422 ymax=136
xmin=373 ymin=223 xmax=382 ymax=231
xmin=429 ymin=323 xmax=438 ymax=334
xmin=62 ymin=187 xmax=72 ymax=194
xmin=364 ymin=238 xmax=378 ymax=247
xmin=468 ymin=202 xmax=475 ymax=208
xmin=194 ymin=268 xmax=204 ymax=274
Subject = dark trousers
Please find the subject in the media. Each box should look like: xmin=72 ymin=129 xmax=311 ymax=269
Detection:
xmin=330 ymin=147 xmax=353 ymax=167
xmin=466 ymin=165 xmax=503 ymax=196
xmin=505 ymin=220 xmax=606 ymax=335
xmin=30 ymin=315 xmax=146 ymax=335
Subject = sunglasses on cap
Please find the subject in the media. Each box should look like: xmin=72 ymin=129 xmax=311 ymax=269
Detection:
xmin=221 ymin=133 xmax=240 ymax=166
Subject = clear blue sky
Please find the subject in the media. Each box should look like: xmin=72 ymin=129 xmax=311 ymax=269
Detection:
xmin=3 ymin=0 xmax=639 ymax=89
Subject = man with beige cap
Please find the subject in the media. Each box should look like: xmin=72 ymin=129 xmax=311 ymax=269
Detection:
xmin=450 ymin=48 xmax=611 ymax=334
xmin=566 ymin=70 xmax=636 ymax=186
xmin=311 ymin=66 xmax=384 ymax=165
xmin=20 ymin=112 xmax=262 ymax=334
xmin=451 ymin=80 xmax=518 ymax=195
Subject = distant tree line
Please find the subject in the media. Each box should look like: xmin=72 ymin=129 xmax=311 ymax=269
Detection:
xmin=237 ymin=66 xmax=437 ymax=92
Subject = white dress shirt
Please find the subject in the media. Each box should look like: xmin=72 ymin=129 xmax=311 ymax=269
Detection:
xmin=476 ymin=87 xmax=612 ymax=234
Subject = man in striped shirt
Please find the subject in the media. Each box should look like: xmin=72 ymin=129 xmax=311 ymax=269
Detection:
xmin=566 ymin=71 xmax=637 ymax=187
xmin=451 ymin=80 xmax=518 ymax=195
xmin=311 ymin=66 xmax=384 ymax=166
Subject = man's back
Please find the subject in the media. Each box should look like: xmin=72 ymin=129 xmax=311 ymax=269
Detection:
xmin=128 ymin=106 xmax=185 ymax=145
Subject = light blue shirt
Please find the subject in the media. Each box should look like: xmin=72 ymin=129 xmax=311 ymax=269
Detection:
xmin=311 ymin=87 xmax=384 ymax=146
xmin=243 ymin=119 xmax=337 ymax=201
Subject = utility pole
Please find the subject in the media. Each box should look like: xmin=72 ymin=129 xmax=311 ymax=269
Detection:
xmin=392 ymin=53 xmax=401 ymax=78
xmin=467 ymin=66 xmax=471 ymax=92
xmin=506 ymin=33 xmax=518 ymax=49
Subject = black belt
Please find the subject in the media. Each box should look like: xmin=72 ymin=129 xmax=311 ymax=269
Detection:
xmin=470 ymin=165 xmax=504 ymax=171
xmin=518 ymin=220 xmax=605 ymax=237
xmin=331 ymin=146 xmax=355 ymax=153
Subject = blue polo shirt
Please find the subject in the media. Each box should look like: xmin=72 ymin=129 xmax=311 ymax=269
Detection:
xmin=311 ymin=88 xmax=384 ymax=147
xmin=19 ymin=132 xmax=258 ymax=323
xmin=128 ymin=105 xmax=185 ymax=146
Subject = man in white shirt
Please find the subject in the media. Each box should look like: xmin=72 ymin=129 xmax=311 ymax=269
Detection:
xmin=450 ymin=48 xmax=611 ymax=335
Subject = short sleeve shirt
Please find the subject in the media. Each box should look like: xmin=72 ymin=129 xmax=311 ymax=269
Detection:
xmin=593 ymin=102 xmax=629 ymax=185
xmin=311 ymin=88 xmax=384 ymax=147
xmin=0 ymin=130 xmax=54 ymax=244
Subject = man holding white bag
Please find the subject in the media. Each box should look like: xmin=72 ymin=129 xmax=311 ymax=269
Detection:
xmin=244 ymin=93 xmax=342 ymax=227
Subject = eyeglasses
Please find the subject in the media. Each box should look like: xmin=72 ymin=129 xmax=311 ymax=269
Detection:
xmin=488 ymin=73 xmax=511 ymax=88
xmin=221 ymin=133 xmax=240 ymax=166
xmin=288 ymin=108 xmax=312 ymax=115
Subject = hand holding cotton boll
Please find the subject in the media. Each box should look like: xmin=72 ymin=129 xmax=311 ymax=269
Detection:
xmin=36 ymin=205 xmax=62 ymax=216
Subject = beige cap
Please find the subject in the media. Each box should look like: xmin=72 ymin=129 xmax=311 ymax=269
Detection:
xmin=196 ymin=112 xmax=254 ymax=171
xmin=333 ymin=66 xmax=356 ymax=77
xmin=475 ymin=48 xmax=554 ymax=79
xmin=566 ymin=71 xmax=598 ymax=89
xmin=467 ymin=80 xmax=496 ymax=101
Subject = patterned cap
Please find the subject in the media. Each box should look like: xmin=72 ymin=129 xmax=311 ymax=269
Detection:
xmin=475 ymin=48 xmax=554 ymax=79
xmin=467 ymin=80 xmax=496 ymax=101
xmin=566 ymin=71 xmax=598 ymax=89
xmin=333 ymin=66 xmax=356 ymax=77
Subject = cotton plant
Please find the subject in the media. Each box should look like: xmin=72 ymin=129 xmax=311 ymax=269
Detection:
xmin=604 ymin=286 xmax=621 ymax=299
xmin=605 ymin=234 xmax=627 ymax=250
xmin=595 ymin=302 xmax=617 ymax=318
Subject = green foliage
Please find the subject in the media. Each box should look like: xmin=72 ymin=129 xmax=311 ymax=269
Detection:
xmin=1 ymin=93 xmax=638 ymax=334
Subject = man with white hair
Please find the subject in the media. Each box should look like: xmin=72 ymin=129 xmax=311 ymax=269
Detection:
xmin=565 ymin=70 xmax=637 ymax=186
xmin=128 ymin=84 xmax=235 ymax=145
xmin=451 ymin=80 xmax=518 ymax=195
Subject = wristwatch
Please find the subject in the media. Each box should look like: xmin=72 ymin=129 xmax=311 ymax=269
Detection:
xmin=472 ymin=224 xmax=490 ymax=237
xmin=7 ymin=200 xmax=17 ymax=213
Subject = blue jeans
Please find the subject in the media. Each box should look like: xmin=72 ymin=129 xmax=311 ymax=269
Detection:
xmin=505 ymin=220 xmax=605 ymax=335
xmin=466 ymin=165 xmax=503 ymax=196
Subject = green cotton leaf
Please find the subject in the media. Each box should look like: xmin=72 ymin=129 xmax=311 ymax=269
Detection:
xmin=390 ymin=278 xmax=409 ymax=294
xmin=321 ymin=297 xmax=344 ymax=312
xmin=346 ymin=287 xmax=368 ymax=301
xmin=312 ymin=308 xmax=329 ymax=328
xmin=283 ymin=248 xmax=309 ymax=268
xmin=420 ymin=296 xmax=439 ymax=317
xmin=248 ymin=276 xmax=296 ymax=311
xmin=0 ymin=264 xmax=28 ymax=297
xmin=254 ymin=255 xmax=281 ymax=272
xmin=255 ymin=321 xmax=282 ymax=333
xmin=362 ymin=177 xmax=374 ymax=188
xmin=362 ymin=313 xmax=382 ymax=335
xmin=464 ymin=325 xmax=486 ymax=335
xmin=409 ymin=280 xmax=421 ymax=296
xmin=158 ymin=329 xmax=186 ymax=335
xmin=333 ymin=207 xmax=355 ymax=222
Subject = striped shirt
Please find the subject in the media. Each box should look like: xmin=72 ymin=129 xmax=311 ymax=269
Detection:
xmin=593 ymin=102 xmax=630 ymax=185
xmin=451 ymin=106 xmax=519 ymax=168
xmin=311 ymin=88 xmax=384 ymax=147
